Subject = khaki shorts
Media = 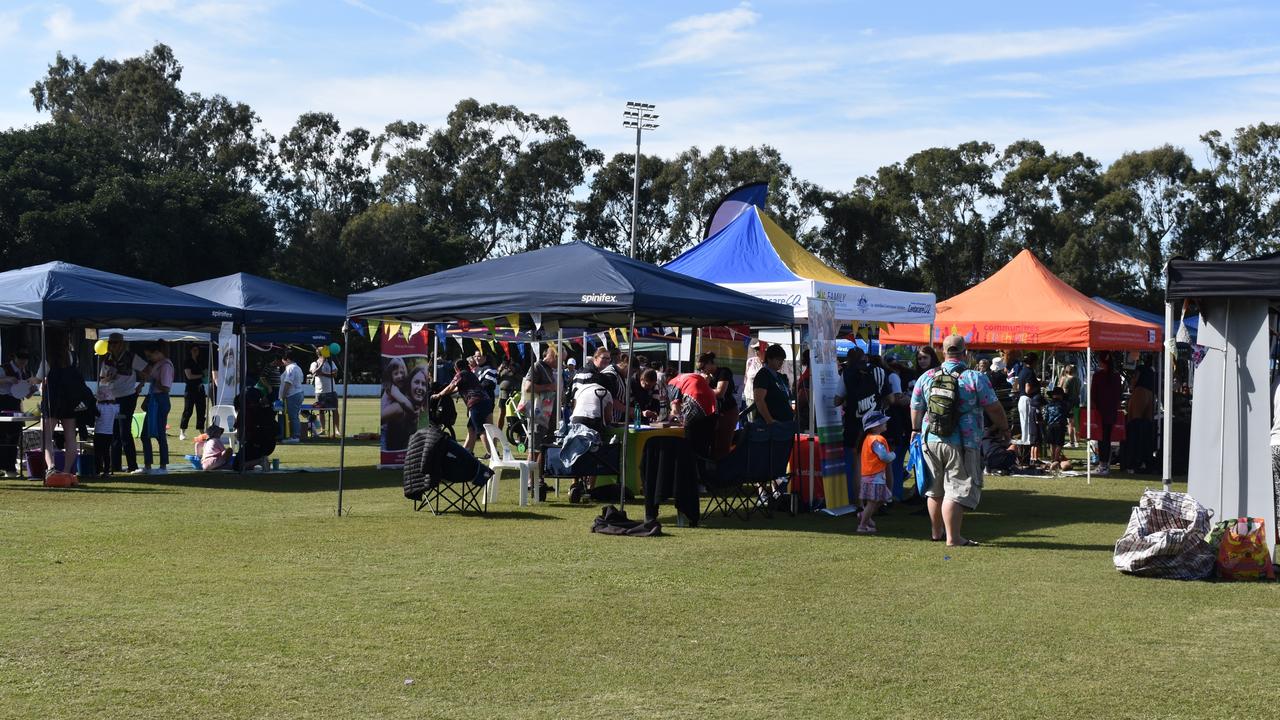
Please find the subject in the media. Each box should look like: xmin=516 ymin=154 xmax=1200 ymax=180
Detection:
xmin=923 ymin=441 xmax=984 ymax=510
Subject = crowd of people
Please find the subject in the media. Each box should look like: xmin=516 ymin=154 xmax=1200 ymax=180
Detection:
xmin=0 ymin=333 xmax=349 ymax=479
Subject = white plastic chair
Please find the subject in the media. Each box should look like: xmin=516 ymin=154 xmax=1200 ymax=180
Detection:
xmin=209 ymin=405 xmax=238 ymax=446
xmin=482 ymin=423 xmax=534 ymax=506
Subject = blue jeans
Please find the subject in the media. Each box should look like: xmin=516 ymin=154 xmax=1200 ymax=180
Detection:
xmin=285 ymin=392 xmax=304 ymax=440
xmin=141 ymin=393 xmax=171 ymax=468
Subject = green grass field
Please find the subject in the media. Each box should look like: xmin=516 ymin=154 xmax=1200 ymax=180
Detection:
xmin=1 ymin=398 xmax=1277 ymax=719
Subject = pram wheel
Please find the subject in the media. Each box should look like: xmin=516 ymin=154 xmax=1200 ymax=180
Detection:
xmin=505 ymin=421 xmax=527 ymax=449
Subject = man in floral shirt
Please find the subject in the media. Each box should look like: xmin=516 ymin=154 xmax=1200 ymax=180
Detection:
xmin=910 ymin=334 xmax=1009 ymax=547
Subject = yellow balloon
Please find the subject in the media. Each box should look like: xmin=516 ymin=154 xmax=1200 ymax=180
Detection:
xmin=93 ymin=339 xmax=109 ymax=355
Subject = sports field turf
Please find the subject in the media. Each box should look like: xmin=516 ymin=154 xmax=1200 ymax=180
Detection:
xmin=1 ymin=398 xmax=1276 ymax=719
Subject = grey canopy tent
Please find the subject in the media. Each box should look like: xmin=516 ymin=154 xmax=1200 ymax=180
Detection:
xmin=1164 ymin=253 xmax=1280 ymax=551
xmin=343 ymin=242 xmax=795 ymax=516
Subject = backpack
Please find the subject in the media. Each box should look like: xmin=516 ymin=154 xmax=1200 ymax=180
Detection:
xmin=925 ymin=368 xmax=964 ymax=438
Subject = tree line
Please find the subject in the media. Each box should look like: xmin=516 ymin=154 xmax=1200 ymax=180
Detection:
xmin=2 ymin=44 xmax=1279 ymax=312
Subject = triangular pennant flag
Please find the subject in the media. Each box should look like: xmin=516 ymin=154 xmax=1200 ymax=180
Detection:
xmin=367 ymin=319 xmax=381 ymax=338
xmin=499 ymin=341 xmax=510 ymax=358
xmin=506 ymin=314 xmax=521 ymax=333
xmin=531 ymin=313 xmax=543 ymax=331
xmin=598 ymin=332 xmax=609 ymax=347
xmin=454 ymin=336 xmax=466 ymax=352
xmin=482 ymin=319 xmax=497 ymax=338
xmin=410 ymin=322 xmax=426 ymax=337
xmin=401 ymin=324 xmax=412 ymax=340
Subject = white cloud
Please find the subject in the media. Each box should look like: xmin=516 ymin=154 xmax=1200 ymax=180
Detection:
xmin=875 ymin=16 xmax=1189 ymax=65
xmin=43 ymin=6 xmax=77 ymax=42
xmin=422 ymin=0 xmax=552 ymax=46
xmin=644 ymin=3 xmax=760 ymax=67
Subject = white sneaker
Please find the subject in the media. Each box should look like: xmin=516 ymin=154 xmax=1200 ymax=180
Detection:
xmin=178 ymin=431 xmax=186 ymax=441
xmin=130 ymin=468 xmax=149 ymax=475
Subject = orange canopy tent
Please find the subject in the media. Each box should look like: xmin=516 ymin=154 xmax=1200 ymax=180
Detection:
xmin=880 ymin=250 xmax=1161 ymax=351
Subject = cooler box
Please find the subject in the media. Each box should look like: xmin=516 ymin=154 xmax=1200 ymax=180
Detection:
xmin=77 ymin=453 xmax=95 ymax=476
xmin=25 ymin=450 xmax=46 ymax=477
xmin=1081 ymin=408 xmax=1126 ymax=441
xmin=790 ymin=434 xmax=825 ymax=505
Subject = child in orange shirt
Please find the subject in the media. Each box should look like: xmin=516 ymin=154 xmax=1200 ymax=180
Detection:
xmin=858 ymin=411 xmax=896 ymax=534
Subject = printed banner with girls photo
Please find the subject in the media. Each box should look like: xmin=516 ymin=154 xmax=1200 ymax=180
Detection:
xmin=380 ymin=328 xmax=435 ymax=468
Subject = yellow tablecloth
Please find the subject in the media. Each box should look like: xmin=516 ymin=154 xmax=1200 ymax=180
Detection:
xmin=600 ymin=425 xmax=686 ymax=492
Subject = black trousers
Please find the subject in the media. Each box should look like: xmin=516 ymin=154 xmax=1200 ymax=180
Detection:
xmin=0 ymin=395 xmax=21 ymax=472
xmin=94 ymin=433 xmax=114 ymax=475
xmin=112 ymin=393 xmax=139 ymax=472
xmin=1097 ymin=419 xmax=1114 ymax=467
xmin=180 ymin=384 xmax=206 ymax=431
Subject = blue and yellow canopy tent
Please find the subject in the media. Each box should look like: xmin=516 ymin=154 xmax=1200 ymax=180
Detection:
xmin=665 ymin=198 xmax=935 ymax=325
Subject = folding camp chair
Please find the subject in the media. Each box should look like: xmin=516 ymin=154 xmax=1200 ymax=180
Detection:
xmin=403 ymin=426 xmax=493 ymax=515
xmin=702 ymin=420 xmax=796 ymax=521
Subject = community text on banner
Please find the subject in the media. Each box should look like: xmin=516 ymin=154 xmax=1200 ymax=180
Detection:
xmin=807 ymin=298 xmax=853 ymax=510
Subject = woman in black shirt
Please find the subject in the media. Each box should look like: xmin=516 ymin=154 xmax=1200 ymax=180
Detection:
xmin=179 ymin=345 xmax=207 ymax=441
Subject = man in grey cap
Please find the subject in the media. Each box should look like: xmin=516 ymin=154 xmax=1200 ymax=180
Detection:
xmin=909 ymin=334 xmax=1009 ymax=546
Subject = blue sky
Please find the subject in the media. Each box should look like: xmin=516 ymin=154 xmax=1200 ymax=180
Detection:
xmin=2 ymin=1 xmax=1279 ymax=188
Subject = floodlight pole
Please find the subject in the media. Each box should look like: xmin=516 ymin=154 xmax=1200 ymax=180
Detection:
xmin=623 ymin=101 xmax=659 ymax=260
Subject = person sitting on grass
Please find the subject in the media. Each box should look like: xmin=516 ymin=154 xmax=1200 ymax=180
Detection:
xmin=200 ymin=425 xmax=233 ymax=471
xmin=858 ymin=411 xmax=896 ymax=534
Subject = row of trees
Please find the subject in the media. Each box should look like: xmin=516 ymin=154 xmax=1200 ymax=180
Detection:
xmin=3 ymin=44 xmax=1279 ymax=310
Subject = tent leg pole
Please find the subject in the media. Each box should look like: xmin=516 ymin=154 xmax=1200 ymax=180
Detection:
xmin=619 ymin=315 xmax=635 ymax=513
xmin=549 ymin=329 xmax=564 ymax=506
xmin=338 ymin=323 xmax=350 ymax=517
xmin=40 ymin=321 xmax=47 ymax=476
xmin=239 ymin=326 xmax=248 ymax=476
xmin=1086 ymin=346 xmax=1092 ymax=485
xmin=791 ymin=323 xmax=799 ymax=515
xmin=1218 ymin=301 xmax=1230 ymax=514
xmin=1162 ymin=302 xmax=1174 ymax=492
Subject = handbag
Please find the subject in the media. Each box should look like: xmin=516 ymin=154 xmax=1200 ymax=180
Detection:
xmin=1215 ymin=518 xmax=1275 ymax=581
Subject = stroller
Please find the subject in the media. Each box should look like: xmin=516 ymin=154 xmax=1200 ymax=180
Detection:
xmin=426 ymin=381 xmax=457 ymax=440
xmin=504 ymin=391 xmax=529 ymax=448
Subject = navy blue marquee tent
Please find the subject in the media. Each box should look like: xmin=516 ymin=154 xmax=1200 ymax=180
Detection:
xmin=1092 ymin=296 xmax=1197 ymax=342
xmin=347 ymin=242 xmax=793 ymax=327
xmin=340 ymin=242 xmax=795 ymax=516
xmin=0 ymin=262 xmax=235 ymax=328
xmin=176 ymin=273 xmax=346 ymax=329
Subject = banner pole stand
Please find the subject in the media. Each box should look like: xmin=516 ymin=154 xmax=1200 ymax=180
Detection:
xmin=337 ymin=321 xmax=350 ymax=517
